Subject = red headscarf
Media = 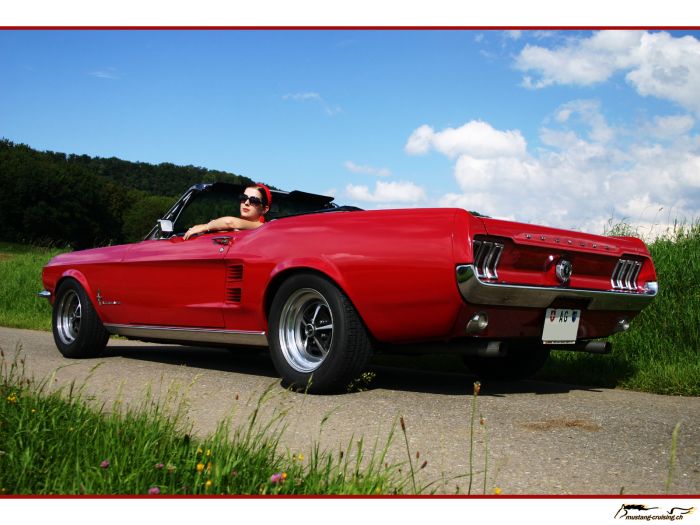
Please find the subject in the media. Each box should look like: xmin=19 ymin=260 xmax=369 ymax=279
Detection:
xmin=255 ymin=183 xmax=272 ymax=223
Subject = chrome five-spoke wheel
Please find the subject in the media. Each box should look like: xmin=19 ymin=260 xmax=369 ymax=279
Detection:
xmin=278 ymin=288 xmax=334 ymax=373
xmin=51 ymin=279 xmax=109 ymax=358
xmin=269 ymin=273 xmax=372 ymax=393
xmin=56 ymin=289 xmax=82 ymax=345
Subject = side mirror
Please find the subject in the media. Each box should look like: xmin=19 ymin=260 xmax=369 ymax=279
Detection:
xmin=158 ymin=219 xmax=174 ymax=234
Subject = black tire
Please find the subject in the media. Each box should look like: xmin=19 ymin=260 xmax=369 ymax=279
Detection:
xmin=268 ymin=273 xmax=372 ymax=394
xmin=461 ymin=342 xmax=550 ymax=381
xmin=52 ymin=279 xmax=110 ymax=358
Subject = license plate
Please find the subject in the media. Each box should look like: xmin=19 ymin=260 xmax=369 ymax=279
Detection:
xmin=542 ymin=308 xmax=581 ymax=344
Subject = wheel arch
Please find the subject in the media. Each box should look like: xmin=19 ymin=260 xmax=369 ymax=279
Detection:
xmin=51 ymin=270 xmax=110 ymax=358
xmin=54 ymin=270 xmax=102 ymax=319
xmin=263 ymin=265 xmax=374 ymax=340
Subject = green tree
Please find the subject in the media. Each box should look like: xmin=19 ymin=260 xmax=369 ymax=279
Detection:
xmin=122 ymin=195 xmax=174 ymax=242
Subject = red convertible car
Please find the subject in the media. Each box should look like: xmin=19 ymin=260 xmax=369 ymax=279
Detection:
xmin=40 ymin=182 xmax=658 ymax=393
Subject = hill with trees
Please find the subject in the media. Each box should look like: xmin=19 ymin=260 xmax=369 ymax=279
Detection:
xmin=0 ymin=139 xmax=253 ymax=248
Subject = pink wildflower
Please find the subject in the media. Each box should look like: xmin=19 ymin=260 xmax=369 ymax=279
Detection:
xmin=148 ymin=486 xmax=161 ymax=495
xmin=270 ymin=472 xmax=287 ymax=484
xmin=155 ymin=463 xmax=164 ymax=470
xmin=100 ymin=460 xmax=110 ymax=469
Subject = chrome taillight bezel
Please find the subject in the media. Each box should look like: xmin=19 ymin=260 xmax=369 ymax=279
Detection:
xmin=611 ymin=258 xmax=642 ymax=292
xmin=472 ymin=239 xmax=504 ymax=280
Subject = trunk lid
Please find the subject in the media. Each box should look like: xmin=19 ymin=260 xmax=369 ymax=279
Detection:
xmin=472 ymin=216 xmax=655 ymax=292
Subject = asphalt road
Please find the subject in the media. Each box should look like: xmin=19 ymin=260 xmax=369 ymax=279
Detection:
xmin=1 ymin=326 xmax=698 ymax=495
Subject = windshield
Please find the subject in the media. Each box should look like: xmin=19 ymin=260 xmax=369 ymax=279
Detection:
xmin=174 ymin=190 xmax=236 ymax=234
xmin=148 ymin=182 xmax=349 ymax=239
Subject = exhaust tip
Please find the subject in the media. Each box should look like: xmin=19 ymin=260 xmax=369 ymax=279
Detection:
xmin=613 ymin=317 xmax=630 ymax=334
xmin=466 ymin=312 xmax=489 ymax=335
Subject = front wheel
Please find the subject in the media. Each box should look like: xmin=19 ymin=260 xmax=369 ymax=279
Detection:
xmin=268 ymin=273 xmax=372 ymax=394
xmin=52 ymin=279 xmax=110 ymax=358
xmin=461 ymin=342 xmax=550 ymax=381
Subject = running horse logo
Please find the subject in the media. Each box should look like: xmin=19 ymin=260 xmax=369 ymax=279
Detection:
xmin=614 ymin=504 xmax=658 ymax=519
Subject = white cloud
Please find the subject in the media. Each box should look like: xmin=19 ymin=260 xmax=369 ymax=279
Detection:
xmin=515 ymin=30 xmax=700 ymax=115
xmin=505 ymin=30 xmax=522 ymax=40
xmin=283 ymin=92 xmax=321 ymax=101
xmin=407 ymin=107 xmax=700 ymax=238
xmin=405 ymin=120 xmax=527 ymax=159
xmin=344 ymin=160 xmax=391 ymax=177
xmin=516 ymin=30 xmax=645 ymax=88
xmin=345 ymin=180 xmax=426 ymax=203
xmin=89 ymin=67 xmax=119 ymax=79
xmin=647 ymin=115 xmax=695 ymax=139
xmin=546 ymin=99 xmax=614 ymax=144
xmin=404 ymin=124 xmax=434 ymax=155
xmin=282 ymin=91 xmax=342 ymax=116
xmin=626 ymin=32 xmax=700 ymax=114
xmin=532 ymin=31 xmax=557 ymax=40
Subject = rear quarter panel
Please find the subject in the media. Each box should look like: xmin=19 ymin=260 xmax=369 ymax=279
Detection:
xmin=230 ymin=209 xmax=483 ymax=343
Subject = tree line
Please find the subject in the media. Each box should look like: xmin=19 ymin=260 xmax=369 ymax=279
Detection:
xmin=0 ymin=139 xmax=253 ymax=249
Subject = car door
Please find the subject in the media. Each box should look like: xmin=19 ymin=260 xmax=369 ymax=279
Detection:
xmin=118 ymin=233 xmax=232 ymax=328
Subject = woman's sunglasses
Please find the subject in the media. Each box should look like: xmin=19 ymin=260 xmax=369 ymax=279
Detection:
xmin=238 ymin=194 xmax=263 ymax=206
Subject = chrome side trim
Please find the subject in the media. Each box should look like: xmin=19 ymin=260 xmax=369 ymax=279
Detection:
xmin=103 ymin=324 xmax=269 ymax=347
xmin=37 ymin=290 xmax=52 ymax=299
xmin=456 ymin=265 xmax=657 ymax=311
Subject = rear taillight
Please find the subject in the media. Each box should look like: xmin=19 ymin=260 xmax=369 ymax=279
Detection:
xmin=472 ymin=239 xmax=504 ymax=280
xmin=610 ymin=258 xmax=642 ymax=291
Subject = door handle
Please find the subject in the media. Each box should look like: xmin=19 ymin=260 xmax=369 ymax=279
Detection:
xmin=212 ymin=237 xmax=232 ymax=246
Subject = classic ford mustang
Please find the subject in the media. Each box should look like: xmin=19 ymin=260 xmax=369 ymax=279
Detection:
xmin=40 ymin=182 xmax=658 ymax=393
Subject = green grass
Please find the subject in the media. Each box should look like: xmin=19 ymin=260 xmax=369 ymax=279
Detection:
xmin=0 ymin=348 xmax=442 ymax=495
xmin=0 ymin=242 xmax=65 ymax=331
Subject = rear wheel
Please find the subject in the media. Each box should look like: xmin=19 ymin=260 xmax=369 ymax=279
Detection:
xmin=461 ymin=342 xmax=550 ymax=381
xmin=268 ymin=273 xmax=372 ymax=394
xmin=52 ymin=279 xmax=109 ymax=358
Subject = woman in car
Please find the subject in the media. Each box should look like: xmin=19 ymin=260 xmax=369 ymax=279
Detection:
xmin=183 ymin=183 xmax=271 ymax=240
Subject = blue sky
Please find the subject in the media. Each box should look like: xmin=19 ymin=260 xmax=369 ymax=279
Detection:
xmin=2 ymin=29 xmax=700 ymax=236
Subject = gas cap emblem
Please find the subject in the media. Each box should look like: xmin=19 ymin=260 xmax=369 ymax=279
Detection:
xmin=555 ymin=259 xmax=573 ymax=284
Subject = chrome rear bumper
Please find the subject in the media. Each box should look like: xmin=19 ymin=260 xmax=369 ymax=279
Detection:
xmin=456 ymin=265 xmax=657 ymax=311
